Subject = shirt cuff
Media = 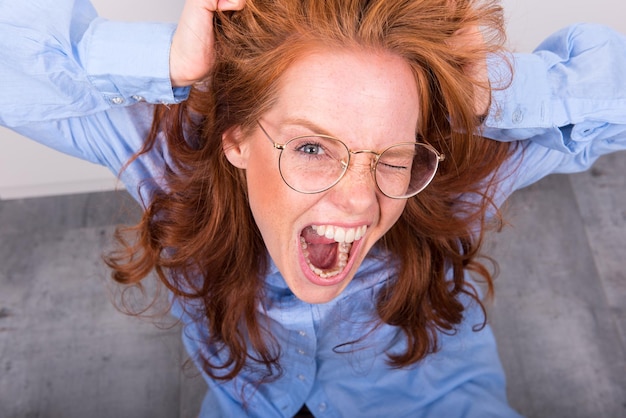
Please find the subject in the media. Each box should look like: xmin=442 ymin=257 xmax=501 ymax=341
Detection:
xmin=79 ymin=18 xmax=190 ymax=106
xmin=483 ymin=53 xmax=554 ymax=136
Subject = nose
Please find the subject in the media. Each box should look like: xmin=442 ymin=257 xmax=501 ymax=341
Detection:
xmin=327 ymin=154 xmax=378 ymax=213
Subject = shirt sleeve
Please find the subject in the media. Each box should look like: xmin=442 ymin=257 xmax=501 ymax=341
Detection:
xmin=483 ymin=23 xmax=626 ymax=191
xmin=0 ymin=0 xmax=188 ymax=200
xmin=0 ymin=0 xmax=189 ymax=127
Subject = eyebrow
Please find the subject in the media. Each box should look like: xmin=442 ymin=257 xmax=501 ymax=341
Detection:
xmin=278 ymin=117 xmax=336 ymax=138
xmin=276 ymin=116 xmax=423 ymax=143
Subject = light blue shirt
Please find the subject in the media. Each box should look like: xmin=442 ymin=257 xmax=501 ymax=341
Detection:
xmin=2 ymin=1 xmax=625 ymax=416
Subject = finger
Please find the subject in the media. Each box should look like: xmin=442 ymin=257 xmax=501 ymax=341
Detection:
xmin=216 ymin=0 xmax=245 ymax=11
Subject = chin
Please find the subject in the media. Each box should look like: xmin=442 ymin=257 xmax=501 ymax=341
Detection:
xmin=291 ymin=281 xmax=347 ymax=305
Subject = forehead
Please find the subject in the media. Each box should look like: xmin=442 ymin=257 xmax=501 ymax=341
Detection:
xmin=264 ymin=48 xmax=421 ymax=146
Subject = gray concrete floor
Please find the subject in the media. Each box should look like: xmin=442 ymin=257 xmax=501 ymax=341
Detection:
xmin=0 ymin=151 xmax=625 ymax=417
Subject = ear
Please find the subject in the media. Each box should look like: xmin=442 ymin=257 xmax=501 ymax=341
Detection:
xmin=222 ymin=126 xmax=250 ymax=169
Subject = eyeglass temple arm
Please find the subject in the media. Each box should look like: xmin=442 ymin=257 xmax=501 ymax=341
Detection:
xmin=257 ymin=121 xmax=285 ymax=150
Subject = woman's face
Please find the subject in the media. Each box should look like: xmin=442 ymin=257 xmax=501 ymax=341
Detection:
xmin=224 ymin=48 xmax=420 ymax=304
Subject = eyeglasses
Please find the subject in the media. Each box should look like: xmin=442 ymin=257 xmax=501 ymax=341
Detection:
xmin=257 ymin=121 xmax=445 ymax=199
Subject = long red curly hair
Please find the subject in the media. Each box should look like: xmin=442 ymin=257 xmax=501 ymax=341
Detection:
xmin=106 ymin=0 xmax=512 ymax=383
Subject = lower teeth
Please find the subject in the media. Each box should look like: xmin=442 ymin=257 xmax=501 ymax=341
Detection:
xmin=300 ymin=238 xmax=352 ymax=278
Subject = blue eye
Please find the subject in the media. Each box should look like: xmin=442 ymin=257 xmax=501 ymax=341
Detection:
xmin=298 ymin=143 xmax=325 ymax=155
xmin=286 ymin=136 xmax=346 ymax=164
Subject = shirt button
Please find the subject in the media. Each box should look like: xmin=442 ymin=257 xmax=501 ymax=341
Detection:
xmin=131 ymin=95 xmax=145 ymax=102
xmin=318 ymin=403 xmax=327 ymax=412
xmin=298 ymin=330 xmax=307 ymax=337
xmin=511 ymin=108 xmax=523 ymax=124
xmin=297 ymin=374 xmax=306 ymax=381
xmin=111 ymin=96 xmax=124 ymax=105
xmin=297 ymin=349 xmax=306 ymax=355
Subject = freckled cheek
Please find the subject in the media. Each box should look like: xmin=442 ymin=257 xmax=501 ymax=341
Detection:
xmin=245 ymin=158 xmax=293 ymax=248
xmin=378 ymin=200 xmax=407 ymax=235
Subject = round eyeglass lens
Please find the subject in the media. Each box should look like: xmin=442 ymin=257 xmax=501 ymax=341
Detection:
xmin=375 ymin=143 xmax=440 ymax=198
xmin=279 ymin=135 xmax=349 ymax=194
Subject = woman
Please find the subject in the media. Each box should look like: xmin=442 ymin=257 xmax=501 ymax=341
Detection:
xmin=1 ymin=0 xmax=625 ymax=416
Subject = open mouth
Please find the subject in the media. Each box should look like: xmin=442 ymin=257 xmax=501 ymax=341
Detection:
xmin=299 ymin=224 xmax=367 ymax=279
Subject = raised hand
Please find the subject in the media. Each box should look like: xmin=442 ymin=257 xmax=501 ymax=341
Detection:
xmin=170 ymin=0 xmax=245 ymax=87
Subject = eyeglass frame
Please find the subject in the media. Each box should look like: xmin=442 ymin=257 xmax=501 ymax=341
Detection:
xmin=256 ymin=121 xmax=445 ymax=199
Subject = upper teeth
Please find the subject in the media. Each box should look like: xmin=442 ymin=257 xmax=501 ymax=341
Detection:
xmin=311 ymin=225 xmax=367 ymax=243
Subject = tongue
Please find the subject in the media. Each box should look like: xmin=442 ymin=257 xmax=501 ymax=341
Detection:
xmin=301 ymin=227 xmax=338 ymax=270
xmin=308 ymin=242 xmax=337 ymax=269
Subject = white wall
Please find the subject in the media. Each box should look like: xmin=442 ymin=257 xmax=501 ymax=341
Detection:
xmin=0 ymin=0 xmax=184 ymax=199
xmin=1 ymin=0 xmax=624 ymax=199
xmin=501 ymin=0 xmax=625 ymax=53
